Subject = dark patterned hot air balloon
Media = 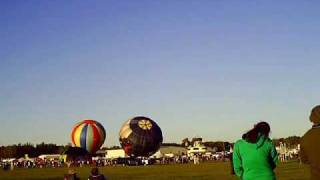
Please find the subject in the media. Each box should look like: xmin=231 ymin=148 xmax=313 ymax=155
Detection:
xmin=71 ymin=120 xmax=106 ymax=154
xmin=119 ymin=116 xmax=163 ymax=157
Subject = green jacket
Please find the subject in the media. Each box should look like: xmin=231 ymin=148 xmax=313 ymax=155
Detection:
xmin=233 ymin=135 xmax=278 ymax=180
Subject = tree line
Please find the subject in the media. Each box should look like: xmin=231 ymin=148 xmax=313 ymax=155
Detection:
xmin=0 ymin=143 xmax=65 ymax=159
xmin=182 ymin=136 xmax=301 ymax=152
xmin=272 ymin=136 xmax=301 ymax=148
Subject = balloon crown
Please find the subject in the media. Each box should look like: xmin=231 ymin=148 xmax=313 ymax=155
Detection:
xmin=82 ymin=119 xmax=98 ymax=124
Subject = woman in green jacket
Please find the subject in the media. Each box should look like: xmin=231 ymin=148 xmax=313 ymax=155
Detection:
xmin=233 ymin=122 xmax=278 ymax=180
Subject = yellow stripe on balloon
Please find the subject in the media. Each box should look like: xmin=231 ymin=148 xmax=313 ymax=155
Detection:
xmin=121 ymin=126 xmax=132 ymax=139
xmin=71 ymin=122 xmax=81 ymax=145
xmin=74 ymin=123 xmax=85 ymax=147
xmin=119 ymin=119 xmax=131 ymax=138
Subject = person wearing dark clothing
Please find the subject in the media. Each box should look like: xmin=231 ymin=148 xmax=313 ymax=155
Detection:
xmin=300 ymin=105 xmax=320 ymax=180
xmin=88 ymin=167 xmax=107 ymax=180
xmin=64 ymin=169 xmax=80 ymax=180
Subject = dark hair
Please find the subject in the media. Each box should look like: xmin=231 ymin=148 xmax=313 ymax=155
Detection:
xmin=310 ymin=105 xmax=320 ymax=125
xmin=242 ymin=122 xmax=271 ymax=143
xmin=91 ymin=167 xmax=99 ymax=175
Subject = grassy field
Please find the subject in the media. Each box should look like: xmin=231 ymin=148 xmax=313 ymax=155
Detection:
xmin=0 ymin=161 xmax=310 ymax=180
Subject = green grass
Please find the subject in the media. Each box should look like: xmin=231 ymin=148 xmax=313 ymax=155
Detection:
xmin=0 ymin=161 xmax=310 ymax=180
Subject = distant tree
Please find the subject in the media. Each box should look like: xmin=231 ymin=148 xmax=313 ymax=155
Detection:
xmin=107 ymin=146 xmax=122 ymax=150
xmin=0 ymin=143 xmax=64 ymax=159
xmin=181 ymin=138 xmax=190 ymax=147
xmin=204 ymin=141 xmax=225 ymax=152
xmin=203 ymin=141 xmax=215 ymax=148
xmin=285 ymin=136 xmax=301 ymax=147
xmin=162 ymin=143 xmax=182 ymax=147
xmin=273 ymin=136 xmax=301 ymax=148
xmin=217 ymin=141 xmax=225 ymax=152
xmin=35 ymin=142 xmax=62 ymax=155
xmin=191 ymin=137 xmax=202 ymax=145
xmin=0 ymin=145 xmax=16 ymax=158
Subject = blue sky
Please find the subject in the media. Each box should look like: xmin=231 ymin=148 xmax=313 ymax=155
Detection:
xmin=1 ymin=0 xmax=319 ymax=146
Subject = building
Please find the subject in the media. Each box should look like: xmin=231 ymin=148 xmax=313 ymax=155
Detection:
xmin=105 ymin=149 xmax=128 ymax=159
xmin=38 ymin=154 xmax=61 ymax=160
xmin=152 ymin=146 xmax=187 ymax=158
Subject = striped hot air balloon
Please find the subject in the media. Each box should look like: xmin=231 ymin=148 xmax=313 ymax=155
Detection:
xmin=71 ymin=120 xmax=106 ymax=154
xmin=119 ymin=116 xmax=163 ymax=157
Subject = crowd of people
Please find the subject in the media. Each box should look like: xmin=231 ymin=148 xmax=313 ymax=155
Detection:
xmin=1 ymin=158 xmax=63 ymax=170
xmin=1 ymin=151 xmax=233 ymax=171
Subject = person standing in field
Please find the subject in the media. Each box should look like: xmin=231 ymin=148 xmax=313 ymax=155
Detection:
xmin=279 ymin=142 xmax=287 ymax=162
xmin=193 ymin=154 xmax=200 ymax=165
xmin=300 ymin=105 xmax=320 ymax=180
xmin=64 ymin=169 xmax=80 ymax=180
xmin=88 ymin=167 xmax=107 ymax=180
xmin=233 ymin=122 xmax=278 ymax=180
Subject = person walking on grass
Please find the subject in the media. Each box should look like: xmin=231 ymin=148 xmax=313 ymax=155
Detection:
xmin=300 ymin=105 xmax=320 ymax=180
xmin=233 ymin=122 xmax=278 ymax=180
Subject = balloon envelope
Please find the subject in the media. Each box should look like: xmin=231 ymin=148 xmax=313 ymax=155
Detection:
xmin=119 ymin=116 xmax=163 ymax=157
xmin=71 ymin=120 xmax=106 ymax=154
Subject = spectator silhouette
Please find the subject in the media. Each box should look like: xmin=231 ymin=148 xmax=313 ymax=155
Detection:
xmin=88 ymin=167 xmax=107 ymax=180
xmin=64 ymin=169 xmax=80 ymax=180
xmin=300 ymin=105 xmax=320 ymax=180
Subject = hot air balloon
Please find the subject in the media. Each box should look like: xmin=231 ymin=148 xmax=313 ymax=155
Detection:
xmin=71 ymin=120 xmax=106 ymax=154
xmin=119 ymin=116 xmax=163 ymax=157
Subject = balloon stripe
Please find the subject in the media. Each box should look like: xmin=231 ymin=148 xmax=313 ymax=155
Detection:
xmin=74 ymin=123 xmax=85 ymax=147
xmin=80 ymin=124 xmax=88 ymax=150
xmin=120 ymin=125 xmax=132 ymax=139
xmin=86 ymin=124 xmax=94 ymax=153
xmin=71 ymin=122 xmax=82 ymax=145
xmin=93 ymin=123 xmax=104 ymax=147
xmin=95 ymin=122 xmax=106 ymax=140
xmin=120 ymin=123 xmax=130 ymax=134
xmin=91 ymin=124 xmax=100 ymax=153
xmin=119 ymin=121 xmax=131 ymax=138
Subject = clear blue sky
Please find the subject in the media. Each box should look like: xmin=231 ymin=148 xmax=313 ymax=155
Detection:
xmin=1 ymin=0 xmax=319 ymax=146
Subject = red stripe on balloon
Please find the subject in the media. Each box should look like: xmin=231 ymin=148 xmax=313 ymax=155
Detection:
xmin=71 ymin=122 xmax=83 ymax=145
xmin=124 ymin=144 xmax=132 ymax=155
xmin=91 ymin=124 xmax=100 ymax=153
xmin=83 ymin=119 xmax=96 ymax=124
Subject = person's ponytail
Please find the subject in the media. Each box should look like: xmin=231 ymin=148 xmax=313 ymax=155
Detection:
xmin=242 ymin=122 xmax=270 ymax=143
